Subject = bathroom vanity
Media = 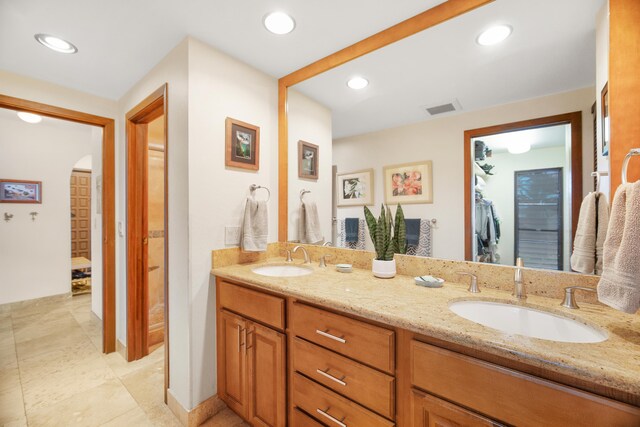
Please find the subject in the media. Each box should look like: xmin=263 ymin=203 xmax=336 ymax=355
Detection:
xmin=212 ymin=254 xmax=640 ymax=427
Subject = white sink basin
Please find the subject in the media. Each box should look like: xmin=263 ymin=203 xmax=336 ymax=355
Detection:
xmin=449 ymin=300 xmax=607 ymax=343
xmin=252 ymin=264 xmax=313 ymax=277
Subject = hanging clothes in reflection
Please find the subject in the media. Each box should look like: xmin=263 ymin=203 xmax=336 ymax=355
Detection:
xmin=475 ymin=191 xmax=501 ymax=263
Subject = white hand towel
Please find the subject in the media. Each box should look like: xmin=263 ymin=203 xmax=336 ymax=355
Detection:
xmin=298 ymin=201 xmax=323 ymax=244
xmin=240 ymin=197 xmax=268 ymax=252
xmin=597 ymin=182 xmax=640 ymax=314
xmin=595 ymin=193 xmax=610 ymax=275
xmin=571 ymin=192 xmax=598 ymax=274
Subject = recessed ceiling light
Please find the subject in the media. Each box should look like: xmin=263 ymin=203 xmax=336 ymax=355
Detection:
xmin=347 ymin=77 xmax=369 ymax=90
xmin=477 ymin=25 xmax=512 ymax=46
xmin=34 ymin=33 xmax=78 ymax=54
xmin=17 ymin=112 xmax=43 ymax=124
xmin=263 ymin=12 xmax=295 ymax=35
xmin=508 ymin=140 xmax=531 ymax=154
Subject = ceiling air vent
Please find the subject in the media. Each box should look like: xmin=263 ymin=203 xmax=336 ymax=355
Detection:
xmin=422 ymin=99 xmax=462 ymax=116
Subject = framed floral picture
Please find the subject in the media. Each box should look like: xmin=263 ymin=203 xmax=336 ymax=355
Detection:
xmin=0 ymin=179 xmax=42 ymax=203
xmin=383 ymin=161 xmax=433 ymax=204
xmin=336 ymin=168 xmax=374 ymax=207
xmin=225 ymin=117 xmax=260 ymax=170
xmin=298 ymin=140 xmax=319 ymax=180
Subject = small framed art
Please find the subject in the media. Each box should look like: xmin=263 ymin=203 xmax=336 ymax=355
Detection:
xmin=336 ymin=169 xmax=374 ymax=207
xmin=0 ymin=179 xmax=42 ymax=203
xmin=298 ymin=140 xmax=319 ymax=180
xmin=383 ymin=160 xmax=433 ymax=204
xmin=225 ymin=117 xmax=260 ymax=170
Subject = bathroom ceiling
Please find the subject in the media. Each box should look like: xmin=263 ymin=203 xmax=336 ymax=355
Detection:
xmin=0 ymin=0 xmax=444 ymax=99
xmin=478 ymin=125 xmax=569 ymax=154
xmin=295 ymin=0 xmax=605 ymax=138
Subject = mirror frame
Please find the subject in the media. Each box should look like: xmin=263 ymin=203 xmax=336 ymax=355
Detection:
xmin=276 ymin=0 xmax=495 ymax=241
xmin=463 ymin=112 xmax=583 ymax=261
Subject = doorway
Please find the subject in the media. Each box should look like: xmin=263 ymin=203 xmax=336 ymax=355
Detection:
xmin=125 ymin=84 xmax=168 ymax=399
xmin=70 ymin=167 xmax=93 ymax=296
xmin=0 ymin=94 xmax=116 ymax=353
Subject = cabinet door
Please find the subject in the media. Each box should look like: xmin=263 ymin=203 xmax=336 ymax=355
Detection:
xmin=247 ymin=321 xmax=286 ymax=427
xmin=412 ymin=389 xmax=500 ymax=427
xmin=219 ymin=310 xmax=248 ymax=418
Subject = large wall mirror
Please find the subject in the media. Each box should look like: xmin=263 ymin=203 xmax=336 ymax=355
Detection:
xmin=282 ymin=0 xmax=610 ymax=275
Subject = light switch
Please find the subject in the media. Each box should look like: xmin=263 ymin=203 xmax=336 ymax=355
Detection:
xmin=225 ymin=226 xmax=241 ymax=245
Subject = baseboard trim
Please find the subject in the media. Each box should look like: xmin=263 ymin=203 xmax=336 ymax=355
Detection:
xmin=167 ymin=389 xmax=225 ymax=427
xmin=116 ymin=339 xmax=127 ymax=360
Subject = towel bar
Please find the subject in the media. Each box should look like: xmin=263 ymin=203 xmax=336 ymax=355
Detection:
xmin=621 ymin=148 xmax=640 ymax=184
xmin=249 ymin=184 xmax=270 ymax=202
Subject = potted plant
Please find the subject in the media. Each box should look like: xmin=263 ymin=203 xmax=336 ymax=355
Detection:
xmin=364 ymin=204 xmax=406 ymax=278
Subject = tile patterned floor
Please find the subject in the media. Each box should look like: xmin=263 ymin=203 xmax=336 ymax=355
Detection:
xmin=0 ymin=294 xmax=246 ymax=426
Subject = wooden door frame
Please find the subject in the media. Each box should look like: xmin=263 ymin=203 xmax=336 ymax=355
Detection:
xmin=463 ymin=112 xmax=583 ymax=261
xmin=125 ymin=84 xmax=169 ymax=394
xmin=276 ymin=0 xmax=494 ymax=241
xmin=0 ymin=93 xmax=116 ymax=353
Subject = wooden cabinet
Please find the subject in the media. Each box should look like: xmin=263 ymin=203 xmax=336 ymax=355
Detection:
xmin=217 ymin=280 xmax=286 ymax=427
xmin=411 ymin=389 xmax=499 ymax=427
xmin=247 ymin=321 xmax=286 ymax=427
xmin=218 ymin=310 xmax=248 ymax=417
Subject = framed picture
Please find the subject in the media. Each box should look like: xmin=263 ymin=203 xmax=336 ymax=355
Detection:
xmin=337 ymin=169 xmax=374 ymax=207
xmin=0 ymin=179 xmax=42 ymax=203
xmin=601 ymin=82 xmax=609 ymax=157
xmin=298 ymin=140 xmax=319 ymax=180
xmin=225 ymin=117 xmax=260 ymax=170
xmin=383 ymin=160 xmax=433 ymax=204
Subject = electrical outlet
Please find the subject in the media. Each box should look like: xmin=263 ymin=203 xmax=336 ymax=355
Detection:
xmin=225 ymin=226 xmax=241 ymax=245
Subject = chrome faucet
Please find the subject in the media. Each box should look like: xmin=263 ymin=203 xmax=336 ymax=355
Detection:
xmin=292 ymin=245 xmax=311 ymax=264
xmin=319 ymin=254 xmax=332 ymax=268
xmin=560 ymin=286 xmax=597 ymax=309
xmin=285 ymin=250 xmax=293 ymax=263
xmin=322 ymin=241 xmax=333 ymax=247
xmin=514 ymin=257 xmax=526 ymax=300
xmin=456 ymin=272 xmax=480 ymax=293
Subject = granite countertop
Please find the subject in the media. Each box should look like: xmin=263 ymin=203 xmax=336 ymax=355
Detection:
xmin=211 ymin=258 xmax=640 ymax=400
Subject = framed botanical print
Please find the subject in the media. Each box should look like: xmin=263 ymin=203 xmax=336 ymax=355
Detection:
xmin=0 ymin=179 xmax=42 ymax=203
xmin=337 ymin=169 xmax=374 ymax=207
xmin=298 ymin=140 xmax=319 ymax=180
xmin=383 ymin=160 xmax=433 ymax=204
xmin=225 ymin=117 xmax=260 ymax=170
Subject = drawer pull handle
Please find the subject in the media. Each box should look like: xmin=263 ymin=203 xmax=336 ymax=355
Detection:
xmin=316 ymin=329 xmax=346 ymax=344
xmin=316 ymin=368 xmax=347 ymax=386
xmin=316 ymin=408 xmax=347 ymax=427
xmin=237 ymin=326 xmax=245 ymax=353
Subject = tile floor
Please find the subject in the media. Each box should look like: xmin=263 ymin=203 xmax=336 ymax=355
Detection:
xmin=0 ymin=293 xmax=246 ymax=426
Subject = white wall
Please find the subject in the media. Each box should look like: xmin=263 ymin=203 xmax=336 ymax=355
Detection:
xmin=595 ymin=1 xmax=610 ymax=200
xmin=333 ymin=87 xmax=595 ymax=261
xmin=187 ymin=37 xmax=280 ymax=406
xmin=288 ymin=89 xmax=333 ymax=243
xmin=118 ymin=38 xmax=191 ymax=409
xmin=0 ymin=113 xmax=95 ymax=304
xmin=482 ymin=146 xmax=567 ymax=267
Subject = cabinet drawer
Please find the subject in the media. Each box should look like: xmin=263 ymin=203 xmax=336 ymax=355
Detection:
xmin=291 ymin=302 xmax=395 ymax=373
xmin=219 ymin=281 xmax=285 ymax=330
xmin=411 ymin=389 xmax=499 ymax=427
xmin=293 ymin=408 xmax=327 ymax=427
xmin=292 ymin=337 xmax=395 ymax=419
xmin=292 ymin=373 xmax=395 ymax=427
xmin=411 ymin=340 xmax=640 ymax=427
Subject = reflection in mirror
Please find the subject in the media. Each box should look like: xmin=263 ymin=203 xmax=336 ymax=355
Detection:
xmin=286 ymin=0 xmax=609 ymax=275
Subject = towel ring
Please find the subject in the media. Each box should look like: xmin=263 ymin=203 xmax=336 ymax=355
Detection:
xmin=249 ymin=184 xmax=270 ymax=202
xmin=591 ymin=171 xmax=608 ymax=193
xmin=300 ymin=189 xmax=311 ymax=202
xmin=622 ymin=148 xmax=640 ymax=184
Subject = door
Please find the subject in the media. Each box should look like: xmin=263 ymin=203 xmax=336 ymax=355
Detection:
xmin=514 ymin=168 xmax=563 ymax=270
xmin=412 ymin=390 xmax=499 ymax=427
xmin=70 ymin=170 xmax=91 ymax=259
xmin=220 ymin=310 xmax=249 ymax=418
xmin=247 ymin=322 xmax=286 ymax=427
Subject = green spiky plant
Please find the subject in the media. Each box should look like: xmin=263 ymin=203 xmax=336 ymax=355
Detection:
xmin=364 ymin=204 xmax=407 ymax=260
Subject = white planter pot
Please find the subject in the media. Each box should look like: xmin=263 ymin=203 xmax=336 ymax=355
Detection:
xmin=372 ymin=259 xmax=396 ymax=279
